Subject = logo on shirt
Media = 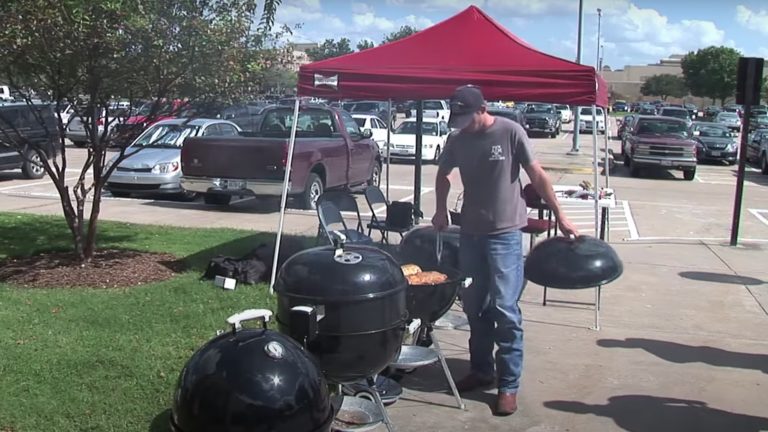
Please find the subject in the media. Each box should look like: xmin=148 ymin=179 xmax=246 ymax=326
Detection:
xmin=489 ymin=145 xmax=505 ymax=161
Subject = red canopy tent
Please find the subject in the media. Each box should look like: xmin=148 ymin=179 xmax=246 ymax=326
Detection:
xmin=270 ymin=5 xmax=610 ymax=291
xmin=298 ymin=5 xmax=608 ymax=106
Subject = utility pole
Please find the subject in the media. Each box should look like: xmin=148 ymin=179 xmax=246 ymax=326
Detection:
xmin=569 ymin=0 xmax=585 ymax=155
xmin=596 ymin=8 xmax=602 ymax=71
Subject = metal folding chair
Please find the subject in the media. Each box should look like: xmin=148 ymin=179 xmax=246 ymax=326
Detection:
xmin=316 ymin=191 xmax=373 ymax=246
xmin=363 ymin=186 xmax=412 ymax=243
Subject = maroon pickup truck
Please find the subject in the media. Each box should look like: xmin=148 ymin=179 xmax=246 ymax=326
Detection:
xmin=621 ymin=115 xmax=698 ymax=180
xmin=180 ymin=105 xmax=381 ymax=209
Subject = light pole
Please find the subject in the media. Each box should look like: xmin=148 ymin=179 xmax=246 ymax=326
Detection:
xmin=596 ymin=8 xmax=602 ymax=71
xmin=569 ymin=0 xmax=585 ymax=154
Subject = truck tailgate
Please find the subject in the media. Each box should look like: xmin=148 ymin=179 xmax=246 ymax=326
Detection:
xmin=181 ymin=136 xmax=286 ymax=180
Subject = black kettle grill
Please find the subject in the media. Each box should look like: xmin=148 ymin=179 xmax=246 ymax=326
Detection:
xmin=274 ymin=242 xmax=409 ymax=384
xmin=170 ymin=309 xmax=334 ymax=432
xmin=525 ymin=235 xmax=623 ymax=289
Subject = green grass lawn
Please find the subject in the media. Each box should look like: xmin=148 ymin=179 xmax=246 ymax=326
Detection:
xmin=0 ymin=212 xmax=301 ymax=431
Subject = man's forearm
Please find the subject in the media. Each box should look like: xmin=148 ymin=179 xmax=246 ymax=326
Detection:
xmin=435 ymin=174 xmax=451 ymax=213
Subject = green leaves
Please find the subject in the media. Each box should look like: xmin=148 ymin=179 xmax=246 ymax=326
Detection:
xmin=640 ymin=74 xmax=688 ymax=101
xmin=382 ymin=25 xmax=419 ymax=44
xmin=305 ymin=38 xmax=354 ymax=61
xmin=681 ymin=46 xmax=742 ymax=104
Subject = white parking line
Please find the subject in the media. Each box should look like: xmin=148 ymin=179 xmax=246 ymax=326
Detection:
xmin=0 ymin=176 xmax=82 ymax=191
xmin=622 ymin=200 xmax=640 ymax=240
xmin=748 ymin=209 xmax=768 ymax=228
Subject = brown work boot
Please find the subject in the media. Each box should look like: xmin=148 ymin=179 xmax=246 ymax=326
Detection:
xmin=495 ymin=392 xmax=518 ymax=416
xmin=455 ymin=373 xmax=495 ymax=393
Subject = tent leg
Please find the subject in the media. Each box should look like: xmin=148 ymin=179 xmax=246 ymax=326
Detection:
xmin=592 ymin=105 xmax=599 ymax=239
xmin=386 ymin=100 xmax=392 ymax=244
xmin=414 ymin=101 xmax=423 ymax=224
xmin=269 ymin=98 xmax=301 ymax=294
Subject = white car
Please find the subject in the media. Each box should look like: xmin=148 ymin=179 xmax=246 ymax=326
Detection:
xmin=411 ymin=100 xmax=451 ymax=121
xmin=577 ymin=106 xmax=606 ymax=134
xmin=384 ymin=118 xmax=450 ymax=162
xmin=555 ymin=104 xmax=573 ymax=123
xmin=352 ymin=114 xmax=390 ymax=153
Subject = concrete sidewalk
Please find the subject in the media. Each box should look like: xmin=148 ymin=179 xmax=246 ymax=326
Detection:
xmin=385 ymin=240 xmax=768 ymax=432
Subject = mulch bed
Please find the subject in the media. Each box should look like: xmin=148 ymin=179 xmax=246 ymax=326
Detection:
xmin=0 ymin=249 xmax=185 ymax=289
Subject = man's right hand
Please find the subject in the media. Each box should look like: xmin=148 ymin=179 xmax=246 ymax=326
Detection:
xmin=432 ymin=210 xmax=449 ymax=231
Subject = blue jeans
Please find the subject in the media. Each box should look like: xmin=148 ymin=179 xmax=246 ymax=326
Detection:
xmin=459 ymin=230 xmax=525 ymax=393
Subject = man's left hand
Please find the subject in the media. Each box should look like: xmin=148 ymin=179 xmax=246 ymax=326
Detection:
xmin=558 ymin=217 xmax=579 ymax=238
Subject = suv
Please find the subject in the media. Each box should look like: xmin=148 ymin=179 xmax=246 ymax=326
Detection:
xmin=577 ymin=106 xmax=606 ymax=134
xmin=0 ymin=103 xmax=59 ymax=179
xmin=523 ymin=103 xmax=561 ymax=137
xmin=659 ymin=107 xmax=692 ymax=127
xmin=555 ymin=104 xmax=573 ymax=123
xmin=622 ymin=116 xmax=697 ymax=180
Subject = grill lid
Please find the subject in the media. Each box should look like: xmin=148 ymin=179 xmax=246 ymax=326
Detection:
xmin=171 ymin=309 xmax=333 ymax=432
xmin=275 ymin=244 xmax=406 ymax=302
xmin=525 ymin=236 xmax=623 ymax=289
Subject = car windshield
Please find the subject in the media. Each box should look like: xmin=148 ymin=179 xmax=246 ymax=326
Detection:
xmin=695 ymin=125 xmax=730 ymax=138
xmin=579 ymin=107 xmax=604 ymax=116
xmin=350 ymin=102 xmax=380 ymax=112
xmin=719 ymin=113 xmax=738 ymax=119
xmin=636 ymin=120 xmax=688 ymax=136
xmin=394 ymin=121 xmax=439 ymax=136
xmin=423 ymin=101 xmax=445 ymax=110
xmin=133 ymin=124 xmax=197 ymax=147
xmin=527 ymin=104 xmax=554 ymax=114
xmin=662 ymin=109 xmax=689 ymax=120
xmin=555 ymin=105 xmax=568 ymax=110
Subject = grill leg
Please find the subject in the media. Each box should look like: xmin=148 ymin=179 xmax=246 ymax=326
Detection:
xmin=542 ymin=285 xmax=548 ymax=306
xmin=366 ymin=376 xmax=396 ymax=431
xmin=430 ymin=329 xmax=465 ymax=410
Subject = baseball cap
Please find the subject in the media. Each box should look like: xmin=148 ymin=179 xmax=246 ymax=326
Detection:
xmin=448 ymin=85 xmax=486 ymax=129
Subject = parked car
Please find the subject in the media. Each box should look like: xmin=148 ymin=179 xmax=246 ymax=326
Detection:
xmin=111 ymin=99 xmax=189 ymax=146
xmin=555 ymin=104 xmax=573 ymax=123
xmin=65 ymin=106 xmax=122 ymax=147
xmin=638 ymin=104 xmax=657 ymax=115
xmin=577 ymin=106 xmax=606 ymax=134
xmin=488 ymin=107 xmax=525 ymax=125
xmin=346 ymin=101 xmax=397 ymax=128
xmin=749 ymin=114 xmax=768 ymax=132
xmin=752 ymin=131 xmax=768 ymax=174
xmin=715 ymin=112 xmax=742 ymax=131
xmin=105 ymin=118 xmax=240 ymax=199
xmin=0 ymin=103 xmax=59 ymax=179
xmin=410 ymin=100 xmax=451 ymax=122
xmin=180 ymin=105 xmax=381 ymax=209
xmin=622 ymin=115 xmax=697 ymax=180
xmin=0 ymin=85 xmax=12 ymax=102
xmin=384 ymin=118 xmax=449 ymax=163
xmin=690 ymin=122 xmax=738 ymax=165
xmin=523 ymin=103 xmax=561 ymax=137
xmin=746 ymin=128 xmax=768 ymax=171
xmin=352 ymin=114 xmax=389 ymax=152
xmin=704 ymin=106 xmax=721 ymax=118
xmin=684 ymin=103 xmax=698 ymax=119
xmin=612 ymin=101 xmax=628 ymax=112
xmin=659 ymin=107 xmax=693 ymax=127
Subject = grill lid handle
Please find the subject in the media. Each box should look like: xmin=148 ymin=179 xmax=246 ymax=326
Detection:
xmin=226 ymin=309 xmax=273 ymax=332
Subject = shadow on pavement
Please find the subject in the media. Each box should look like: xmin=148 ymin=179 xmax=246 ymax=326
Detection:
xmin=597 ymin=338 xmax=768 ymax=374
xmin=736 ymin=170 xmax=768 ymax=186
xmin=678 ymin=271 xmax=764 ymax=285
xmin=544 ymin=395 xmax=768 ymax=432
xmin=140 ymin=197 xmax=283 ymax=215
xmin=0 ymin=171 xmax=27 ymax=182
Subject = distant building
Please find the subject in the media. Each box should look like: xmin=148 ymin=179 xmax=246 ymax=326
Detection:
xmin=289 ymin=42 xmax=317 ymax=71
xmin=601 ymin=55 xmax=685 ymax=102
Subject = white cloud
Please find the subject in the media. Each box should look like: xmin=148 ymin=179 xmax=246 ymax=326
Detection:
xmin=352 ymin=12 xmax=397 ymax=32
xmin=735 ymin=5 xmax=768 ymax=36
xmin=351 ymin=2 xmax=373 ymax=15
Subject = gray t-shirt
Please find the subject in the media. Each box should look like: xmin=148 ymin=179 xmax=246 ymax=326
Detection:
xmin=439 ymin=116 xmax=534 ymax=235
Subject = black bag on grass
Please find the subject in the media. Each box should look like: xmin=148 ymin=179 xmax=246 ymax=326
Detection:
xmin=203 ymin=254 xmax=267 ymax=285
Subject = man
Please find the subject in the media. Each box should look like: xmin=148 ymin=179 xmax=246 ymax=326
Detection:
xmin=432 ymin=85 xmax=579 ymax=416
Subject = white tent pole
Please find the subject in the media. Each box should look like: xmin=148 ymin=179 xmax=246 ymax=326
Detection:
xmin=604 ymin=116 xmax=610 ymax=188
xmin=386 ymin=100 xmax=392 ymax=202
xmin=592 ymin=104 xmax=599 ymax=239
xmin=269 ymin=97 xmax=301 ymax=294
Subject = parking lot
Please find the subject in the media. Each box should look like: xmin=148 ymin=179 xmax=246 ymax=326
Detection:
xmin=1 ymin=123 xmax=767 ymax=243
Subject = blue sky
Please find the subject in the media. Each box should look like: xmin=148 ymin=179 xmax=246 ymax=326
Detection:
xmin=274 ymin=0 xmax=768 ymax=69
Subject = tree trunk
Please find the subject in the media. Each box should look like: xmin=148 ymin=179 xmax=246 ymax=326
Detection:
xmin=662 ymin=95 xmax=668 ymax=101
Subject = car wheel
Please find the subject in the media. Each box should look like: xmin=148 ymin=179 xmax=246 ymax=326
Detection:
xmin=203 ymin=193 xmax=232 ymax=205
xmin=300 ymin=172 xmax=323 ymax=210
xmin=432 ymin=146 xmax=441 ymax=164
xmin=22 ymin=149 xmax=46 ymax=179
xmin=683 ymin=169 xmax=696 ymax=181
xmin=368 ymin=163 xmax=381 ymax=187
xmin=177 ymin=189 xmax=198 ymax=202
xmin=761 ymin=153 xmax=768 ymax=175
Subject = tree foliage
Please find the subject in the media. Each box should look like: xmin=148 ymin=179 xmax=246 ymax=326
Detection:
xmin=640 ymin=74 xmax=688 ymax=101
xmin=681 ymin=46 xmax=741 ymax=105
xmin=0 ymin=0 xmax=288 ymax=262
xmin=305 ymin=38 xmax=353 ymax=61
xmin=357 ymin=40 xmax=375 ymax=51
xmin=382 ymin=25 xmax=419 ymax=44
